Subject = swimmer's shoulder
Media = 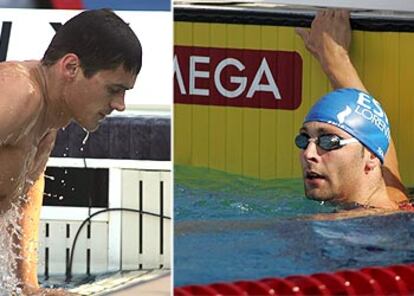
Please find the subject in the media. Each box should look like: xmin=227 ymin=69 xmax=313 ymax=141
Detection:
xmin=306 ymin=203 xmax=414 ymax=221
xmin=304 ymin=208 xmax=390 ymax=221
xmin=386 ymin=185 xmax=409 ymax=202
xmin=0 ymin=61 xmax=44 ymax=101
xmin=0 ymin=61 xmax=43 ymax=143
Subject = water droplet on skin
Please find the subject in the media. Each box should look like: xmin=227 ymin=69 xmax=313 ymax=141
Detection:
xmin=9 ymin=178 xmax=14 ymax=182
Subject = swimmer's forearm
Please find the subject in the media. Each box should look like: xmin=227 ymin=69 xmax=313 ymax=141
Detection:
xmin=383 ymin=140 xmax=408 ymax=201
xmin=318 ymin=50 xmax=366 ymax=92
xmin=17 ymin=174 xmax=44 ymax=291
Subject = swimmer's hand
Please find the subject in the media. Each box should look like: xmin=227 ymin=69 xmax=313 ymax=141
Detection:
xmin=296 ymin=9 xmax=365 ymax=92
xmin=296 ymin=9 xmax=351 ymax=65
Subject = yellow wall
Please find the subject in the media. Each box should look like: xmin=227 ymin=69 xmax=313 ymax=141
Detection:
xmin=174 ymin=21 xmax=414 ymax=186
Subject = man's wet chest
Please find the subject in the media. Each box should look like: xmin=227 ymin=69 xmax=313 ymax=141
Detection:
xmin=0 ymin=135 xmax=40 ymax=198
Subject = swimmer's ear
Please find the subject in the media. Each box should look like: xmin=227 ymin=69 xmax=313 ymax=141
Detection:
xmin=60 ymin=53 xmax=81 ymax=79
xmin=365 ymin=152 xmax=379 ymax=173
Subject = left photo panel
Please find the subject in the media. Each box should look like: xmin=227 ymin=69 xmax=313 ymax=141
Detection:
xmin=0 ymin=1 xmax=172 ymax=295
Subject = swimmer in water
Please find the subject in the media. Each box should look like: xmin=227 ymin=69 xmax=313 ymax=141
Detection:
xmin=295 ymin=10 xmax=409 ymax=213
xmin=0 ymin=9 xmax=141 ymax=295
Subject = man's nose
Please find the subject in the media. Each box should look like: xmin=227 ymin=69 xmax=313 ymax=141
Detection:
xmin=110 ymin=94 xmax=126 ymax=112
xmin=302 ymin=141 xmax=319 ymax=162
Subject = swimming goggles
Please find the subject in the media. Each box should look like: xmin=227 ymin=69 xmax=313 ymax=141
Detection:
xmin=295 ymin=133 xmax=359 ymax=151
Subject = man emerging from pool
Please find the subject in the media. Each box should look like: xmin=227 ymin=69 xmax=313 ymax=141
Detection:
xmin=0 ymin=9 xmax=141 ymax=295
xmin=295 ymin=10 xmax=409 ymax=210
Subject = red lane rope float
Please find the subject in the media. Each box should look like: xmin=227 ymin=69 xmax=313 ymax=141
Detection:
xmin=50 ymin=0 xmax=84 ymax=9
xmin=311 ymin=273 xmax=356 ymax=295
xmin=388 ymin=264 xmax=414 ymax=292
xmin=335 ymin=270 xmax=383 ymax=295
xmin=259 ymin=277 xmax=303 ymax=296
xmin=175 ymin=264 xmax=414 ymax=295
xmin=361 ymin=267 xmax=409 ymax=294
xmin=285 ymin=275 xmax=330 ymax=296
xmin=209 ymin=283 xmax=246 ymax=294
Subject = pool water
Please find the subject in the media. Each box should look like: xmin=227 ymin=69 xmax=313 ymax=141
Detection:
xmin=174 ymin=166 xmax=414 ymax=286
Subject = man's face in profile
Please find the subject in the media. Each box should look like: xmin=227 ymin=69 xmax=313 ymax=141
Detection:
xmin=66 ymin=65 xmax=136 ymax=132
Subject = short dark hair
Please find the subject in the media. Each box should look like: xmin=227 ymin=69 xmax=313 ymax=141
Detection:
xmin=42 ymin=8 xmax=142 ymax=77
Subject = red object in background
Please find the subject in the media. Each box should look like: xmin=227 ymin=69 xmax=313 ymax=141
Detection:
xmin=50 ymin=0 xmax=83 ymax=9
xmin=174 ymin=45 xmax=303 ymax=110
xmin=310 ymin=273 xmax=355 ymax=295
xmin=175 ymin=264 xmax=414 ymax=295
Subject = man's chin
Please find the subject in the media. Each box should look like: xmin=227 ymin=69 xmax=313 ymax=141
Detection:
xmin=76 ymin=120 xmax=100 ymax=132
xmin=86 ymin=125 xmax=99 ymax=132
xmin=305 ymin=190 xmax=332 ymax=202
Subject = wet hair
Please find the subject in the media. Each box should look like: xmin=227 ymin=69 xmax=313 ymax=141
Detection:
xmin=41 ymin=8 xmax=142 ymax=78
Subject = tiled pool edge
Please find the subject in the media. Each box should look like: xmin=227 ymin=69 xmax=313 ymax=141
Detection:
xmin=69 ymin=269 xmax=170 ymax=295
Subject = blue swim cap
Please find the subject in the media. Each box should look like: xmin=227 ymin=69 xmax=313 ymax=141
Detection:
xmin=304 ymin=88 xmax=390 ymax=163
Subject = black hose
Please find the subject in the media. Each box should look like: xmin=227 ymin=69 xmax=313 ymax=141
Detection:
xmin=65 ymin=207 xmax=171 ymax=281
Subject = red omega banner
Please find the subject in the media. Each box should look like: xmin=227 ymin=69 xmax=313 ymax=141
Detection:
xmin=174 ymin=45 xmax=303 ymax=110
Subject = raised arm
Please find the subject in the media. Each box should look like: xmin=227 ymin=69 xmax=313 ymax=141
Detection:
xmin=296 ymin=9 xmax=408 ymax=202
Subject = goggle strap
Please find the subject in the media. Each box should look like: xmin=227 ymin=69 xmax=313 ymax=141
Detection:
xmin=339 ymin=138 xmax=359 ymax=146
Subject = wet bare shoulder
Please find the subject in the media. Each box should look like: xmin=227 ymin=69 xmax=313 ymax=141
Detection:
xmin=0 ymin=62 xmax=43 ymax=144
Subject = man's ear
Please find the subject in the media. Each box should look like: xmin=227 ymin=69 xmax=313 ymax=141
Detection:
xmin=365 ymin=151 xmax=380 ymax=173
xmin=60 ymin=53 xmax=81 ymax=79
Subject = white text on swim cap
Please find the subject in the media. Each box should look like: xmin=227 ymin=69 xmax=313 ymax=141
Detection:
xmin=355 ymin=92 xmax=390 ymax=140
xmin=337 ymin=105 xmax=352 ymax=124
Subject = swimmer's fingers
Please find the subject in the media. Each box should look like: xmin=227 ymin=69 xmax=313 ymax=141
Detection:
xmin=325 ymin=9 xmax=335 ymax=19
xmin=295 ymin=11 xmax=328 ymax=56
xmin=295 ymin=27 xmax=310 ymax=45
xmin=316 ymin=9 xmax=326 ymax=18
xmin=313 ymin=9 xmax=352 ymax=54
xmin=332 ymin=9 xmax=352 ymax=51
xmin=295 ymin=27 xmax=319 ymax=57
xmin=338 ymin=9 xmax=350 ymax=20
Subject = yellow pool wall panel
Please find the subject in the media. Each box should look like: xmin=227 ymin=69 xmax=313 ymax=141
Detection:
xmin=174 ymin=20 xmax=414 ymax=186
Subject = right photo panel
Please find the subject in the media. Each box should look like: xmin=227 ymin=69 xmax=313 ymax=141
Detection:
xmin=174 ymin=1 xmax=414 ymax=295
